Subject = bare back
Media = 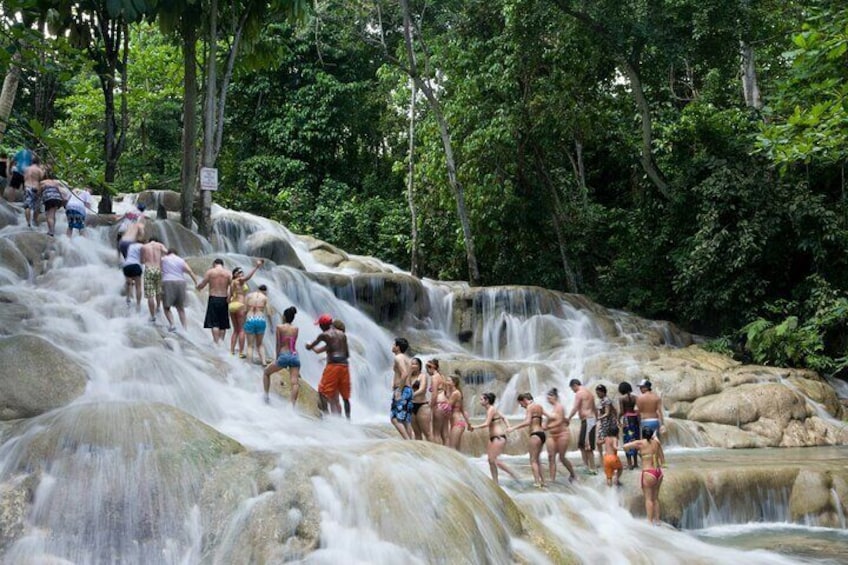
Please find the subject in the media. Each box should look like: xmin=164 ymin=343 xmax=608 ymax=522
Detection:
xmin=23 ymin=164 xmax=43 ymax=187
xmin=199 ymin=266 xmax=232 ymax=298
xmin=636 ymin=392 xmax=662 ymax=420
xmin=276 ymin=323 xmax=298 ymax=355
xmin=245 ymin=291 xmax=268 ymax=315
xmin=142 ymin=241 xmax=167 ymax=268
xmin=320 ymin=328 xmax=349 ymax=363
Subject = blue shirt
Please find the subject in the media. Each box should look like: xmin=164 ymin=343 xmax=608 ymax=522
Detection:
xmin=12 ymin=149 xmax=32 ymax=173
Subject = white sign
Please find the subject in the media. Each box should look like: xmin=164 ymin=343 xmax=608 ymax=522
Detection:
xmin=200 ymin=167 xmax=218 ymax=191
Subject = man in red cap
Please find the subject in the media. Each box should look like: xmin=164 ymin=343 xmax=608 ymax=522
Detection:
xmin=306 ymin=313 xmax=351 ymax=418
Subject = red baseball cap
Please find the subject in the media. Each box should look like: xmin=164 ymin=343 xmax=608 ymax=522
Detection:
xmin=315 ymin=314 xmax=333 ymax=326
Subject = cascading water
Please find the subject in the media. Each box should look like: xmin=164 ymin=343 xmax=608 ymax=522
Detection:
xmin=0 ymin=199 xmax=845 ymax=564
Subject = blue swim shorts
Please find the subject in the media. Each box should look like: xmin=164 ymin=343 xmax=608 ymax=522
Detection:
xmin=276 ymin=352 xmax=300 ymax=368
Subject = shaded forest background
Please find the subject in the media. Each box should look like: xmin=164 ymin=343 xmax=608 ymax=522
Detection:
xmin=2 ymin=0 xmax=848 ymax=372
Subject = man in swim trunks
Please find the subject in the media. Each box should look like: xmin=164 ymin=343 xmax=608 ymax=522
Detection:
xmin=22 ymin=155 xmax=44 ymax=228
xmin=142 ymin=237 xmax=168 ymax=323
xmin=567 ymin=378 xmax=598 ymax=474
xmin=390 ymin=337 xmax=414 ymax=440
xmin=65 ymin=186 xmax=94 ymax=238
xmin=196 ymin=258 xmax=233 ymax=345
xmin=636 ymin=379 xmax=665 ymax=437
xmin=119 ymin=212 xmax=146 ymax=259
xmin=306 ymin=314 xmax=351 ymax=419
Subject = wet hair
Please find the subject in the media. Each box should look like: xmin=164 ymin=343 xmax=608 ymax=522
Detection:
xmin=258 ymin=284 xmax=267 ymax=292
xmin=148 ymin=237 xmax=159 ymax=243
xmin=608 ymin=425 xmax=620 ymax=437
xmin=517 ymin=392 xmax=533 ymax=402
xmin=332 ymin=319 xmax=346 ymax=332
xmin=642 ymin=427 xmax=656 ymax=441
xmin=167 ymin=248 xmax=176 ymax=255
xmin=283 ymin=306 xmax=297 ymax=323
xmin=411 ymin=357 xmax=422 ymax=368
xmin=394 ymin=337 xmax=409 ymax=353
xmin=547 ymin=387 xmax=559 ymax=399
xmin=482 ymin=392 xmax=496 ymax=405
xmin=618 ymin=382 xmax=633 ymax=395
xmin=213 ymin=258 xmax=224 ymax=266
xmin=232 ymin=267 xmax=243 ymax=276
xmin=569 ymin=378 xmax=582 ymax=387
xmin=427 ymin=359 xmax=440 ymax=370
xmin=595 ymin=384 xmax=607 ymax=394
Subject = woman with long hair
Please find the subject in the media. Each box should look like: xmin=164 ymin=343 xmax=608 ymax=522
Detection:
xmin=409 ymin=357 xmax=432 ymax=441
xmin=427 ymin=359 xmax=450 ymax=445
xmin=228 ymin=259 xmax=263 ymax=358
xmin=623 ymin=427 xmax=666 ymax=525
xmin=545 ymin=388 xmax=576 ymax=483
xmin=447 ymin=371 xmax=472 ymax=451
xmin=263 ymin=306 xmax=301 ymax=406
xmin=471 ymin=392 xmax=518 ymax=485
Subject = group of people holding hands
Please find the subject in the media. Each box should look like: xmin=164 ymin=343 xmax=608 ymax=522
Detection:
xmin=387 ymin=348 xmax=667 ymax=525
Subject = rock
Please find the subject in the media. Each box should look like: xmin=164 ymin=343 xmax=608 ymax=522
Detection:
xmin=790 ymin=470 xmax=833 ymax=522
xmin=0 ymin=238 xmax=30 ymax=280
xmin=0 ymin=335 xmax=87 ymax=420
xmin=0 ymin=200 xmax=19 ymax=228
xmin=0 ymin=477 xmax=30 ymax=553
xmin=309 ymin=272 xmax=430 ymax=326
xmin=135 ymin=190 xmax=181 ymax=212
xmin=1 ymin=232 xmax=51 ymax=276
xmin=0 ymin=291 xmax=31 ymax=338
xmin=310 ymin=248 xmax=346 ymax=268
xmin=688 ymin=382 xmax=808 ymax=428
xmin=243 ymin=231 xmax=304 ymax=270
xmin=144 ymin=219 xmax=211 ymax=257
xmin=268 ymin=368 xmax=323 ymax=418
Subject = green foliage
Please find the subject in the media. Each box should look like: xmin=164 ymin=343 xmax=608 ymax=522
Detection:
xmin=758 ymin=3 xmax=848 ymax=165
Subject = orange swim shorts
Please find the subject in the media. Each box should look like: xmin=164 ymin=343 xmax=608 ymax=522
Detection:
xmin=318 ymin=363 xmax=351 ymax=400
xmin=603 ymin=453 xmax=623 ymax=480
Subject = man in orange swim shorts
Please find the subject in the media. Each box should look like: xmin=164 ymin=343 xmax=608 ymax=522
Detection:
xmin=306 ymin=314 xmax=351 ymax=419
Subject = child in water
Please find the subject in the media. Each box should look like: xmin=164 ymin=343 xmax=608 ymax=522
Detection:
xmin=603 ymin=425 xmax=623 ymax=487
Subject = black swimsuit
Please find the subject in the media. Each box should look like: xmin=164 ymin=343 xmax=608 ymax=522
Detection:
xmin=411 ymin=402 xmax=426 ymax=414
xmin=530 ymin=414 xmax=546 ymax=443
xmin=489 ymin=415 xmax=506 ymax=442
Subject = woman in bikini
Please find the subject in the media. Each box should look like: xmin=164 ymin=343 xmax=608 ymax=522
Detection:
xmin=447 ymin=371 xmax=472 ymax=451
xmin=471 ymin=392 xmax=518 ymax=485
xmin=409 ymin=358 xmax=432 ymax=441
xmin=263 ymin=306 xmax=301 ymax=406
xmin=623 ymin=426 xmax=666 ymax=525
xmin=228 ymin=260 xmax=263 ymax=358
xmin=545 ymin=388 xmax=576 ymax=483
xmin=427 ymin=359 xmax=450 ymax=445
xmin=510 ymin=392 xmax=548 ymax=488
xmin=618 ymin=381 xmax=640 ymax=469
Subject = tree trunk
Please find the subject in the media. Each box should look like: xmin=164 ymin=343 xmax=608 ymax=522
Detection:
xmin=400 ymin=0 xmax=481 ymax=286
xmin=0 ymin=52 xmax=22 ymax=145
xmin=180 ymin=22 xmax=199 ymax=229
xmin=618 ymin=58 xmax=670 ymax=199
xmin=575 ymin=136 xmax=587 ymax=208
xmin=406 ymin=79 xmax=420 ymax=277
xmin=199 ymin=0 xmax=218 ymax=238
xmin=740 ymin=41 xmax=762 ymax=109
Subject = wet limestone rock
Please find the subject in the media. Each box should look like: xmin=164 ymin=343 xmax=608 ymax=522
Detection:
xmin=268 ymin=369 xmax=323 ymax=418
xmin=0 ymin=238 xmax=30 ymax=280
xmin=0 ymin=200 xmax=19 ymax=229
xmin=0 ymin=335 xmax=87 ymax=420
xmin=135 ymin=189 xmax=181 ymax=212
xmin=144 ymin=219 xmax=211 ymax=257
xmin=0 ymin=477 xmax=30 ymax=553
xmin=243 ymin=231 xmax=304 ymax=270
xmin=299 ymin=235 xmax=347 ymax=267
xmin=2 ymin=231 xmax=51 ymax=276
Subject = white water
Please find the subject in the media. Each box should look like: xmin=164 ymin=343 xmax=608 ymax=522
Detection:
xmin=0 ymin=201 xmax=840 ymax=563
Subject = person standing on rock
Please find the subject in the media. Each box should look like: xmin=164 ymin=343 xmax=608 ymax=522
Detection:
xmin=65 ymin=186 xmax=95 ymax=238
xmin=472 ymin=392 xmax=519 ymax=485
xmin=117 ymin=203 xmax=146 ymax=259
xmin=623 ymin=426 xmax=665 ymax=525
xmin=409 ymin=357 xmax=432 ymax=441
xmin=447 ymin=371 xmax=472 ymax=451
xmin=228 ymin=260 xmax=263 ymax=358
xmin=595 ymin=384 xmax=617 ymax=470
xmin=567 ymin=378 xmax=598 ymax=475
xmin=390 ymin=337 xmax=414 ymax=440
xmin=618 ymin=382 xmax=640 ymax=470
xmin=22 ymin=154 xmax=44 ymax=228
xmin=636 ymin=379 xmax=665 ymax=437
xmin=544 ymin=388 xmax=576 ymax=483
xmin=509 ymin=392 xmax=549 ymax=488
xmin=9 ymin=148 xmax=33 ymax=192
xmin=141 ymin=238 xmax=168 ymax=323
xmin=196 ymin=258 xmax=232 ymax=345
xmin=306 ymin=314 xmax=350 ymax=418
xmin=122 ymin=240 xmax=144 ymax=312
xmin=243 ymin=284 xmax=271 ymax=365
xmin=38 ymin=174 xmax=66 ymax=237
xmin=160 ymin=248 xmax=197 ymax=331
xmin=264 ymin=306 xmax=301 ymax=406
